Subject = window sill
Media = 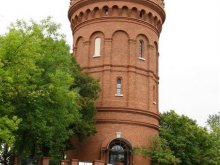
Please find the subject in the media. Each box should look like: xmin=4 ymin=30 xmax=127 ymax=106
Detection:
xmin=138 ymin=57 xmax=146 ymax=61
xmin=93 ymin=55 xmax=100 ymax=58
xmin=115 ymin=94 xmax=123 ymax=97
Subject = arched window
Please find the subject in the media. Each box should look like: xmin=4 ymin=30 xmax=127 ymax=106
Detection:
xmin=102 ymin=6 xmax=109 ymax=16
xmin=105 ymin=8 xmax=109 ymax=16
xmin=116 ymin=78 xmax=122 ymax=96
xmin=94 ymin=37 xmax=101 ymax=57
xmin=139 ymin=40 xmax=144 ymax=58
xmin=139 ymin=10 xmax=145 ymax=19
xmin=109 ymin=139 xmax=131 ymax=165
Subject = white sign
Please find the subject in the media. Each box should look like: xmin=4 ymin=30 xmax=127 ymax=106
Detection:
xmin=79 ymin=162 xmax=93 ymax=165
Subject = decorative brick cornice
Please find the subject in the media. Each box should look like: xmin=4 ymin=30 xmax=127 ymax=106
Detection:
xmin=97 ymin=107 xmax=160 ymax=120
xmin=96 ymin=119 xmax=160 ymax=131
xmin=72 ymin=17 xmax=160 ymax=37
xmin=83 ymin=40 xmax=91 ymax=45
xmin=128 ymin=39 xmax=136 ymax=43
xmin=69 ymin=0 xmax=165 ymax=33
xmin=82 ymin=64 xmax=159 ymax=81
xmin=70 ymin=0 xmax=165 ymax=10
xmin=104 ymin=38 xmax=112 ymax=42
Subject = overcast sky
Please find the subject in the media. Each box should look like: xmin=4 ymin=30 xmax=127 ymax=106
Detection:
xmin=0 ymin=0 xmax=219 ymax=126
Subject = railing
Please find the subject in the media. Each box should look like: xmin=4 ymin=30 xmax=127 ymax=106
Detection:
xmin=70 ymin=0 xmax=165 ymax=9
xmin=151 ymin=0 xmax=165 ymax=8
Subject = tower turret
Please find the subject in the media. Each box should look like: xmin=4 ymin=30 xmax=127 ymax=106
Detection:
xmin=68 ymin=0 xmax=165 ymax=164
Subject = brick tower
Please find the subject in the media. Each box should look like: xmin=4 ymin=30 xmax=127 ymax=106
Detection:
xmin=68 ymin=0 xmax=165 ymax=164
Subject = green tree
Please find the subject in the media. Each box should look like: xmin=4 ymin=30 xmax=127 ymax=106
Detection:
xmin=133 ymin=136 xmax=180 ymax=165
xmin=207 ymin=112 xmax=220 ymax=163
xmin=160 ymin=110 xmax=218 ymax=165
xmin=70 ymin=60 xmax=100 ymax=140
xmin=207 ymin=112 xmax=220 ymax=129
xmin=0 ymin=17 xmax=100 ymax=162
xmin=0 ymin=116 xmax=20 ymax=165
xmin=150 ymin=136 xmax=181 ymax=165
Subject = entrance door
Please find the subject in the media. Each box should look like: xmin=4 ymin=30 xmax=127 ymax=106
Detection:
xmin=108 ymin=139 xmax=131 ymax=165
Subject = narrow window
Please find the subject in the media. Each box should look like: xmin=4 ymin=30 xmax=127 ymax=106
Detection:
xmin=139 ymin=40 xmax=144 ymax=58
xmin=140 ymin=12 xmax=143 ymax=18
xmin=153 ymin=85 xmax=156 ymax=104
xmin=116 ymin=78 xmax=122 ymax=96
xmin=154 ymin=42 xmax=158 ymax=75
xmin=94 ymin=37 xmax=101 ymax=57
xmin=140 ymin=10 xmax=145 ymax=19
xmin=105 ymin=8 xmax=109 ymax=16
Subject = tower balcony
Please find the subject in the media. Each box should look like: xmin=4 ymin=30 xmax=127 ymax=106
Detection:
xmin=68 ymin=0 xmax=166 ymax=30
xmin=70 ymin=0 xmax=165 ymax=9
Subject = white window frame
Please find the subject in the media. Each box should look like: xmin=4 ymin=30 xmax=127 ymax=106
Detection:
xmin=93 ymin=37 xmax=101 ymax=57
xmin=138 ymin=40 xmax=146 ymax=61
xmin=115 ymin=78 xmax=123 ymax=96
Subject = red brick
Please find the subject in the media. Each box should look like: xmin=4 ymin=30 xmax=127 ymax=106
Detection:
xmin=68 ymin=0 xmax=165 ymax=164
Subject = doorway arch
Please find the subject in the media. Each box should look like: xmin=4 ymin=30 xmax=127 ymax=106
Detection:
xmin=108 ymin=138 xmax=132 ymax=165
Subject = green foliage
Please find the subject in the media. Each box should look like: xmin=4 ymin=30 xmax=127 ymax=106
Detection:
xmin=160 ymin=110 xmax=218 ymax=165
xmin=207 ymin=112 xmax=220 ymax=130
xmin=0 ymin=116 xmax=21 ymax=165
xmin=133 ymin=136 xmax=180 ymax=165
xmin=70 ymin=59 xmax=100 ymax=140
xmin=0 ymin=17 xmax=100 ymax=161
xmin=207 ymin=112 xmax=220 ymax=163
xmin=150 ymin=136 xmax=181 ymax=165
xmin=128 ymin=111 xmax=220 ymax=165
xmin=0 ymin=116 xmax=20 ymax=148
